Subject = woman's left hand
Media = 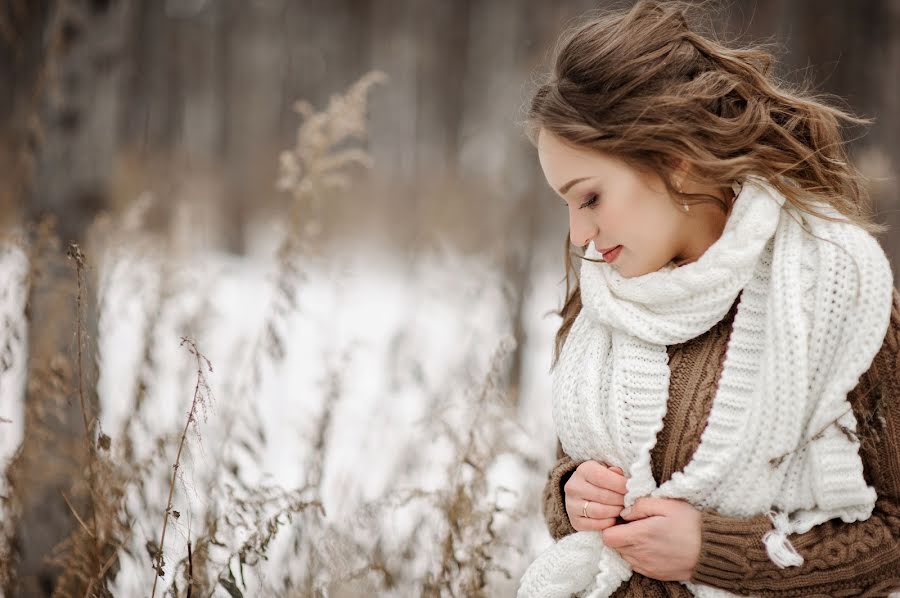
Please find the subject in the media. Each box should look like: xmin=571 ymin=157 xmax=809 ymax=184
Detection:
xmin=599 ymin=496 xmax=703 ymax=582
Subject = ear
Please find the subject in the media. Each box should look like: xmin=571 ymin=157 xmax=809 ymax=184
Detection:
xmin=671 ymin=159 xmax=690 ymax=192
xmin=661 ymin=157 xmax=689 ymax=194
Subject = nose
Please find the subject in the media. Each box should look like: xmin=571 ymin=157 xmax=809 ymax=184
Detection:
xmin=569 ymin=211 xmax=599 ymax=249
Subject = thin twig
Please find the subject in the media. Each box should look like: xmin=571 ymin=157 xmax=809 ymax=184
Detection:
xmin=187 ymin=538 xmax=193 ymax=598
xmin=150 ymin=337 xmax=212 ymax=598
xmin=66 ymin=242 xmax=103 ymax=576
xmin=83 ymin=539 xmax=124 ymax=598
xmin=59 ymin=490 xmax=95 ymax=539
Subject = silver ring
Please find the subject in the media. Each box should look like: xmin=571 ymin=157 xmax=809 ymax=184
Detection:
xmin=582 ymin=499 xmax=590 ymax=519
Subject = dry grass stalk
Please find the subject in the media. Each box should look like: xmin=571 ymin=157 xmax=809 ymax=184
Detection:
xmin=304 ymin=335 xmax=527 ymax=596
xmin=418 ymin=336 xmax=525 ymax=597
xmin=209 ymin=70 xmax=388 ymax=497
xmin=2 ymin=224 xmax=130 ymax=597
xmin=179 ymin=71 xmax=386 ymax=594
xmin=64 ymin=243 xmax=103 ymax=569
xmin=158 ymin=70 xmax=388 ymax=596
xmin=45 ymin=240 xmax=127 ymax=598
xmin=3 ymin=67 xmax=537 ymax=597
xmin=3 ymin=213 xmax=178 ymax=595
xmin=149 ymin=337 xmax=213 ymax=598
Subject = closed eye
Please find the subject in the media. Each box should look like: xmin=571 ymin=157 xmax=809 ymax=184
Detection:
xmin=560 ymin=193 xmax=600 ymax=210
xmin=580 ymin=194 xmax=599 ymax=209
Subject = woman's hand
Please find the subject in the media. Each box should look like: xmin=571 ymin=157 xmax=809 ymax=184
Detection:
xmin=564 ymin=460 xmax=628 ymax=532
xmin=600 ymin=496 xmax=703 ymax=582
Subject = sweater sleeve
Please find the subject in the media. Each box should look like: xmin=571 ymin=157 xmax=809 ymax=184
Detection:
xmin=689 ymin=289 xmax=900 ymax=597
xmin=541 ymin=438 xmax=580 ymax=541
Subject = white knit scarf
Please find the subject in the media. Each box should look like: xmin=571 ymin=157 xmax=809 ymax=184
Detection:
xmin=518 ymin=175 xmax=895 ymax=598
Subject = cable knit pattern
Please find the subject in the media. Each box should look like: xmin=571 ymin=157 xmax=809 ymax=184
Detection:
xmin=542 ymin=289 xmax=900 ymax=596
xmin=518 ymin=176 xmax=897 ymax=598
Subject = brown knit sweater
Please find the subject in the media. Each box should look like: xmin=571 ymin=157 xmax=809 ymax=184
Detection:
xmin=542 ymin=287 xmax=900 ymax=597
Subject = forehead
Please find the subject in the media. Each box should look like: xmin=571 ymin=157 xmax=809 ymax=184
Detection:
xmin=537 ymin=130 xmax=617 ymax=190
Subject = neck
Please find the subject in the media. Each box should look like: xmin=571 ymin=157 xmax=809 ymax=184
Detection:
xmin=672 ymin=187 xmax=737 ymax=268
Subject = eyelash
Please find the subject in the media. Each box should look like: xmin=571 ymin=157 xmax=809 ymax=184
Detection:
xmin=562 ymin=194 xmax=600 ymax=209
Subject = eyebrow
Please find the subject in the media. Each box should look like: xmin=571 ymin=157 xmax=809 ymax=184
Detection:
xmin=557 ymin=176 xmax=597 ymax=196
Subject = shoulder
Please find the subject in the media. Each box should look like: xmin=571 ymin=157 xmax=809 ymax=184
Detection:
xmin=850 ymin=286 xmax=900 ymax=407
xmin=800 ymin=218 xmax=894 ymax=367
xmin=867 ymin=286 xmax=900 ymax=377
xmin=849 ymin=287 xmax=900 ymax=497
xmin=795 ymin=213 xmax=885 ymax=291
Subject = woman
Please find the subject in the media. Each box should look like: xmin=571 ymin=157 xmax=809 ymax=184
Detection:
xmin=517 ymin=1 xmax=900 ymax=597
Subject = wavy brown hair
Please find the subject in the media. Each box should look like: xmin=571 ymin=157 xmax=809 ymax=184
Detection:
xmin=522 ymin=0 xmax=889 ymax=368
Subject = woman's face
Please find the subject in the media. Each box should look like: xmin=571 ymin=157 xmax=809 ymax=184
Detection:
xmin=537 ymin=128 xmax=700 ymax=278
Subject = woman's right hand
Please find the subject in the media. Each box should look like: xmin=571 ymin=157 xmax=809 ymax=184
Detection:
xmin=563 ymin=461 xmax=628 ymax=532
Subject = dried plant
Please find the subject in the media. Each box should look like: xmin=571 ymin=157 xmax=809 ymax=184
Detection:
xmin=149 ymin=337 xmax=213 ymax=598
xmin=11 ymin=234 xmax=132 ymax=598
xmin=1 ymin=68 xmax=541 ymax=598
xmin=414 ymin=335 xmax=528 ymax=597
xmin=160 ymin=70 xmax=390 ymax=595
xmin=213 ymin=69 xmax=388 ymax=491
xmin=276 ymin=70 xmax=387 ymax=213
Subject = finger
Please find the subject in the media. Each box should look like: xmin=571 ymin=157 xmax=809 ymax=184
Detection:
xmin=621 ymin=496 xmax=673 ymax=520
xmin=597 ymin=524 xmax=636 ymax=549
xmin=619 ymin=551 xmax=638 ymax=567
xmin=572 ymin=516 xmax=618 ymax=533
xmin=564 ymin=477 xmax=626 ymax=506
xmin=580 ymin=461 xmax=628 ymax=494
xmin=582 ymin=461 xmax=628 ymax=494
xmin=632 ymin=565 xmax=652 ymax=578
xmin=566 ymin=496 xmax=622 ymax=521
xmin=610 ymin=466 xmax=624 ymax=475
xmin=599 ymin=488 xmax=625 ymax=506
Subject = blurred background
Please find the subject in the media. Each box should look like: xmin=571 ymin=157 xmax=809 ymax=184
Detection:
xmin=1 ymin=0 xmax=898 ymax=596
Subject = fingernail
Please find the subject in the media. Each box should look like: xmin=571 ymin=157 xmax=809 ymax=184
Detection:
xmin=621 ymin=507 xmax=632 ymax=517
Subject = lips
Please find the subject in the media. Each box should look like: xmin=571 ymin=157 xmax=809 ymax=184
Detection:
xmin=597 ymin=244 xmax=624 ymax=263
xmin=598 ymin=244 xmax=622 ymax=256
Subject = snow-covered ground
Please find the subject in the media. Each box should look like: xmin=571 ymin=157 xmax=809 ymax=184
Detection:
xmin=0 ymin=223 xmax=566 ymax=595
xmin=0 ymin=242 xmax=28 ymax=514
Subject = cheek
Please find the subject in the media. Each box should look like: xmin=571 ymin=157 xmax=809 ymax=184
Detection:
xmin=629 ymin=203 xmax=678 ymax=246
xmin=604 ymin=200 xmax=637 ymax=238
xmin=611 ymin=203 xmax=650 ymax=248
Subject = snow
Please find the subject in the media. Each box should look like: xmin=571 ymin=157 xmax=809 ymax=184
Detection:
xmin=0 ymin=241 xmax=28 ymax=507
xmin=45 ymin=224 xmax=566 ymax=595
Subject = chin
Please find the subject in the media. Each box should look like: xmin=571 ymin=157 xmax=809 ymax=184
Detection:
xmin=612 ymin=265 xmax=640 ymax=278
xmin=618 ymin=268 xmax=646 ymax=279
xmin=614 ymin=259 xmax=670 ymax=279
